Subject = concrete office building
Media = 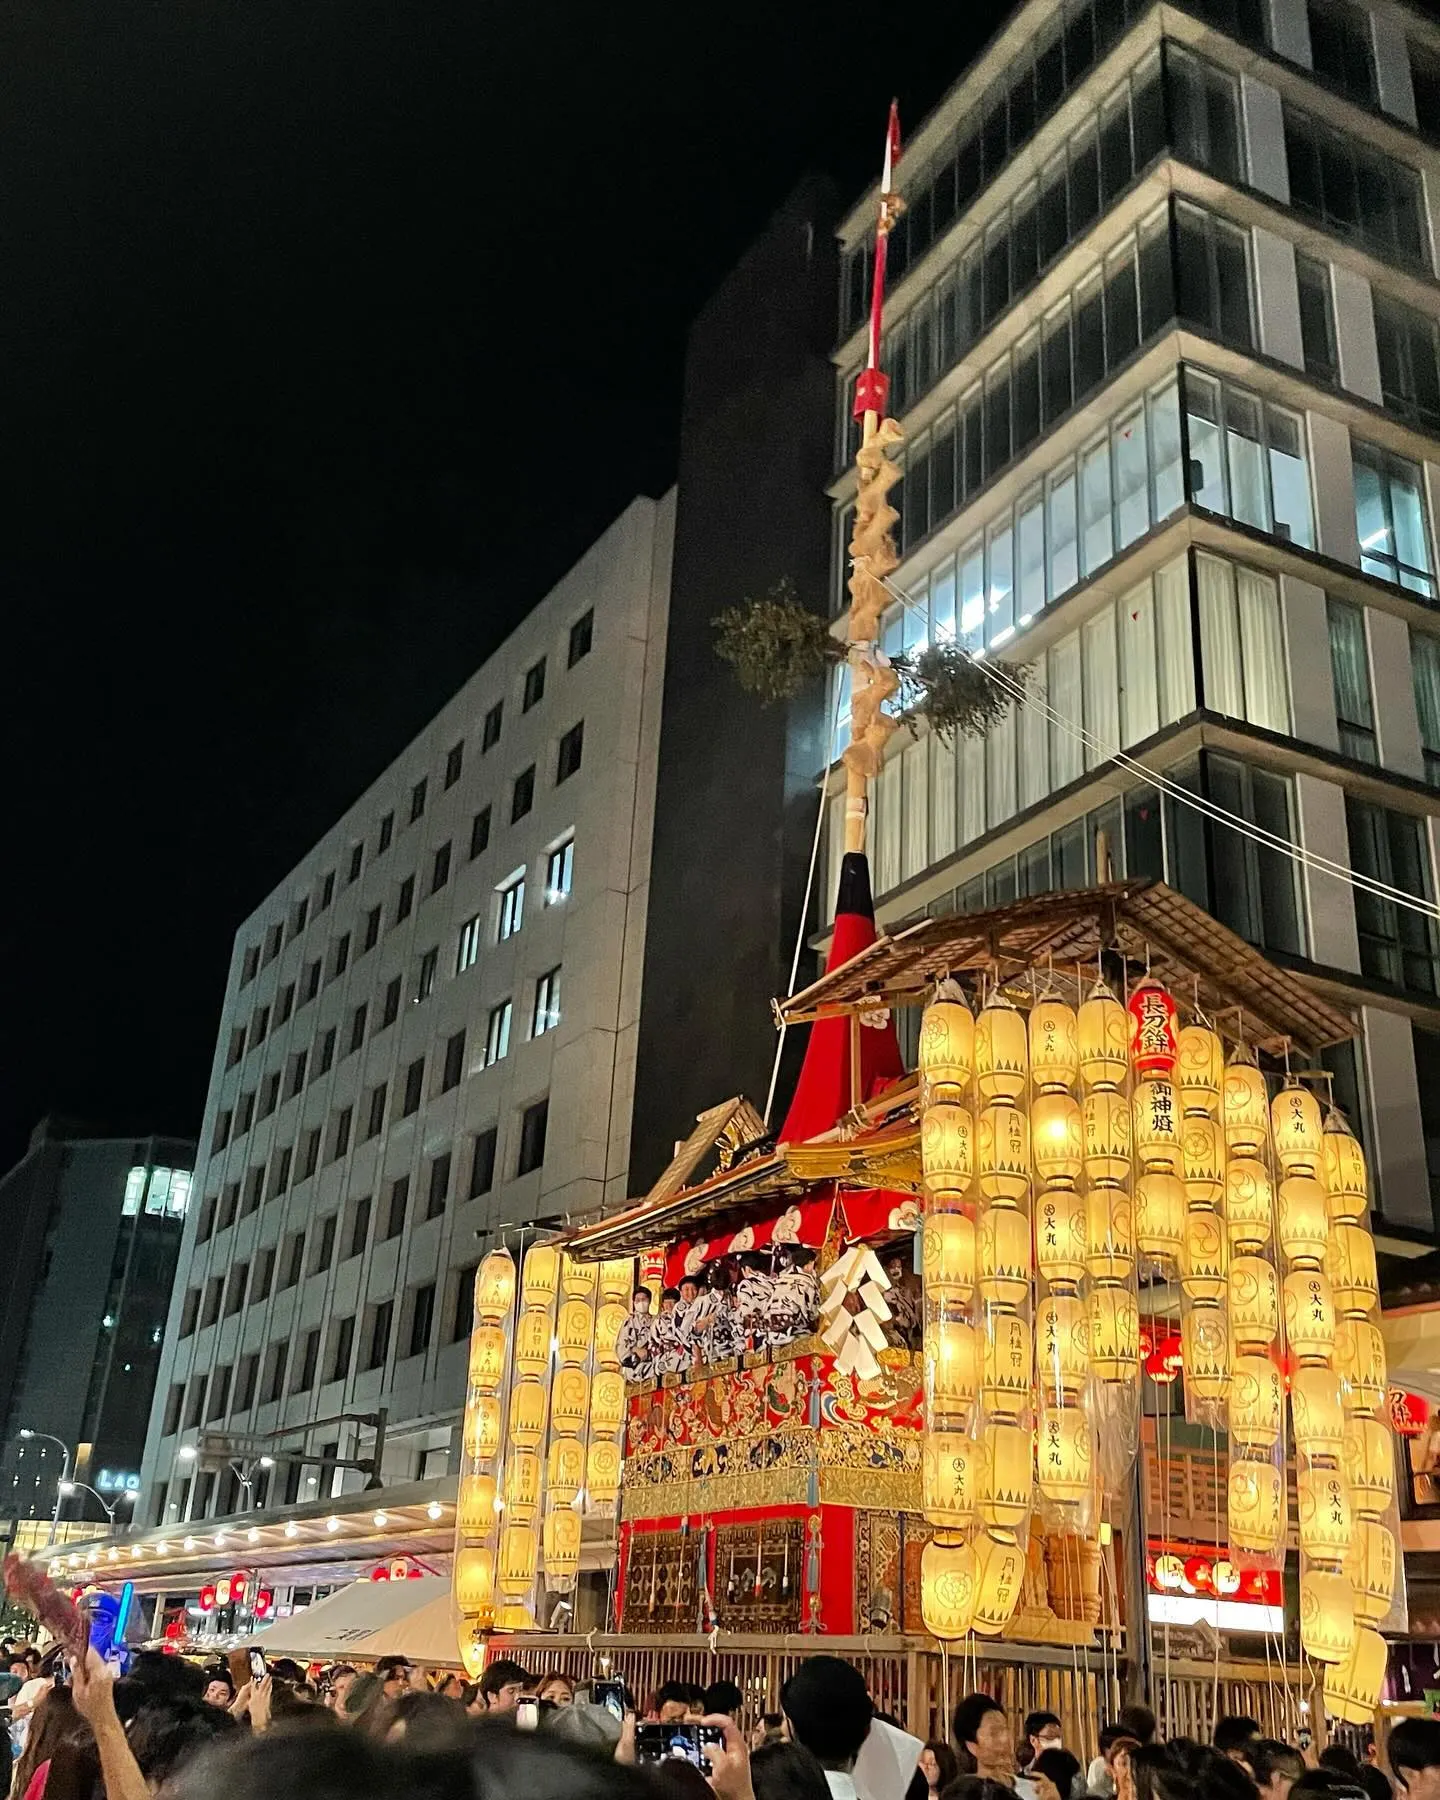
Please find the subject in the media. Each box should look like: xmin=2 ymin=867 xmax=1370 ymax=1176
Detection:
xmin=823 ymin=0 xmax=1440 ymax=1240
xmin=138 ymin=495 xmax=673 ymax=1527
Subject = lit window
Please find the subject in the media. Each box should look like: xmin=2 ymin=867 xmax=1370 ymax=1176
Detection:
xmin=484 ymin=1000 xmax=512 ymax=1068
xmin=122 ymin=1168 xmax=146 ymax=1217
xmin=169 ymin=1171 xmax=192 ymax=1217
xmin=497 ymin=874 xmax=525 ymax=941
xmin=457 ymin=914 xmax=483 ymax=973
xmin=532 ymin=968 xmax=562 ymax=1037
xmin=145 ymin=1169 xmax=172 ymax=1215
xmin=1353 ymin=440 xmax=1435 ymax=597
xmin=545 ymin=839 xmax=574 ymax=905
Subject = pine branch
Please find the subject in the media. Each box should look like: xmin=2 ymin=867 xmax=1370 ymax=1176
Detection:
xmin=892 ymin=641 xmax=1026 ymax=743
xmin=711 ymin=581 xmax=843 ymax=706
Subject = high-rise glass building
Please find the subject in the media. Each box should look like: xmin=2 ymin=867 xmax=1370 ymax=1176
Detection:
xmin=824 ymin=0 xmax=1440 ymax=1241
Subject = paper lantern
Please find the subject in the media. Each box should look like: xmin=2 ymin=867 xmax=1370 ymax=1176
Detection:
xmin=510 ymin=1379 xmax=549 ymax=1450
xmin=556 ymin=1297 xmax=593 ymax=1364
xmin=923 ymin=1213 xmax=976 ymax=1301
xmin=1325 ymin=1628 xmax=1388 ymax=1725
xmin=1037 ymin=1404 xmax=1093 ymax=1503
xmin=1032 ymin=1093 xmax=1083 ymax=1185
xmin=1345 ymin=1520 xmax=1396 ymax=1625
xmin=551 ymin=1364 xmax=590 ymax=1436
xmin=975 ymin=995 xmax=1028 ymax=1102
xmin=1212 ymin=1559 xmax=1241 ymax=1595
xmin=599 ymin=1258 xmax=634 ymax=1306
xmin=494 ymin=1600 xmax=533 ymax=1630
xmin=1084 ymin=1090 xmax=1131 ymax=1184
xmin=978 ymin=1103 xmax=1029 ymax=1203
xmin=982 ymin=1311 xmax=1033 ymax=1412
xmin=1182 ymin=1115 xmax=1225 ymax=1208
xmin=920 ymin=995 xmax=975 ymax=1101
xmin=1225 ymin=1158 xmax=1272 ymax=1249
xmin=1228 ymin=1354 xmax=1284 ymax=1449
xmin=921 ymin=1104 xmax=976 ymax=1204
xmin=1154 ymin=1552 xmax=1185 ymax=1588
xmin=522 ymin=1243 xmax=561 ymax=1308
xmin=977 ymin=1421 xmax=1033 ymax=1527
xmin=1222 ymin=1052 xmax=1269 ymax=1155
xmin=1035 ymin=1185 xmax=1088 ymax=1287
xmin=460 ymin=1641 xmax=486 ymax=1681
xmin=1278 ymin=1176 xmax=1329 ymax=1268
xmin=546 ymin=1436 xmax=585 ymax=1504
xmin=923 ymin=1430 xmax=976 ymax=1527
xmin=925 ymin=1318 xmax=980 ymax=1415
xmin=474 ymin=1250 xmax=517 ymax=1323
xmin=464 ymin=1394 xmax=502 ymax=1460
xmin=1176 ymin=1024 xmax=1225 ymax=1115
xmin=1036 ymin=1295 xmax=1089 ymax=1398
xmin=971 ymin=1528 xmax=1026 ymax=1635
xmin=498 ymin=1521 xmax=539 ymax=1589
xmin=1284 ymin=1270 xmax=1336 ymax=1364
xmin=1128 ymin=979 xmax=1179 ymax=1076
xmin=458 ymin=1472 xmax=498 ymax=1535
xmin=503 ymin=1450 xmax=541 ymax=1522
xmin=1229 ymin=1256 xmax=1280 ymax=1349
xmin=1291 ymin=1367 xmax=1345 ymax=1457
xmin=513 ymin=1308 xmax=551 ymax=1379
xmin=1180 ymin=1206 xmax=1227 ymax=1300
xmin=543 ymin=1505 xmax=582 ymax=1580
xmin=1085 ymin=1185 xmax=1135 ymax=1283
xmin=586 ymin=1438 xmax=621 ymax=1507
xmin=561 ymin=1257 xmax=597 ymax=1298
xmin=595 ymin=1302 xmax=628 ymax=1369
xmin=1298 ymin=1465 xmax=1352 ymax=1561
xmin=590 ymin=1369 xmax=626 ymax=1436
xmin=1089 ymin=1286 xmax=1140 ymax=1381
xmin=1323 ymin=1117 xmax=1369 ymax=1223
xmin=1029 ymin=997 xmax=1079 ymax=1093
xmin=979 ymin=1205 xmax=1031 ymax=1307
xmin=468 ymin=1326 xmax=508 ymax=1394
xmin=1133 ymin=1080 xmax=1181 ymax=1170
xmin=1343 ymin=1417 xmax=1395 ymax=1519
xmin=1300 ymin=1567 xmax=1355 ymax=1664
xmin=1181 ymin=1304 xmax=1229 ymax=1400
xmin=1335 ymin=1318 xmax=1387 ymax=1412
xmin=1273 ymin=1085 xmax=1324 ymax=1175
xmin=1135 ymin=1172 xmax=1184 ymax=1260
xmin=920 ymin=1533 xmax=977 ymax=1639
xmin=1229 ymin=1456 xmax=1285 ymax=1552
xmin=1328 ymin=1224 xmax=1379 ymax=1317
xmin=1078 ymin=983 xmax=1129 ymax=1090
xmin=454 ymin=1547 xmax=495 ymax=1614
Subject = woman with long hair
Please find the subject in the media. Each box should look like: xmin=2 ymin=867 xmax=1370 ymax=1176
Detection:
xmin=908 ymin=1741 xmax=961 ymax=1800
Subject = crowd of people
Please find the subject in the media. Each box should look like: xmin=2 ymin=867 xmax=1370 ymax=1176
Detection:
xmin=1 ymin=1637 xmax=1438 ymax=1800
xmin=615 ymin=1253 xmax=823 ymax=1383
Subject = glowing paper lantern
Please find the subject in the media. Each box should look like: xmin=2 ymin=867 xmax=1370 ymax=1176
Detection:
xmin=595 ymin=1302 xmax=628 ymax=1368
xmin=1325 ymin=1628 xmax=1388 ymax=1725
xmin=522 ymin=1243 xmax=561 ymax=1308
xmin=1273 ymin=1086 xmax=1324 ymax=1175
xmin=1225 ymin=1158 xmax=1273 ymax=1249
xmin=599 ymin=1258 xmax=634 ymax=1306
xmin=1229 ymin=1355 xmax=1284 ymax=1448
xmin=1284 ymin=1270 xmax=1336 ymax=1364
xmin=551 ymin=1365 xmax=590 ymax=1436
xmin=1229 ymin=1256 xmax=1280 ymax=1349
xmin=978 ymin=1103 xmax=1029 ymax=1203
xmin=1036 ymin=1295 xmax=1089 ymax=1397
xmin=1345 ymin=1520 xmax=1397 ymax=1625
xmin=1181 ymin=1304 xmax=1229 ymax=1400
xmin=1128 ymin=979 xmax=1179 ymax=1077
xmin=457 ymin=1473 xmax=497 ymax=1535
xmin=556 ymin=1298 xmax=593 ymax=1364
xmin=510 ymin=1379 xmax=549 ymax=1450
xmin=1078 ymin=983 xmax=1129 ymax=1090
xmin=586 ymin=1439 xmax=621 ymax=1507
xmin=1323 ymin=1117 xmax=1369 ymax=1223
xmin=1089 ymin=1286 xmax=1140 ymax=1381
xmin=498 ymin=1522 xmax=539 ymax=1590
xmin=1035 ymin=1185 xmax=1088 ymax=1287
xmin=474 ymin=1251 xmax=517 ymax=1322
xmin=1154 ymin=1552 xmax=1184 ymax=1588
xmin=464 ymin=1395 xmax=502 ymax=1460
xmin=561 ymin=1257 xmax=597 ymax=1299
xmin=1229 ymin=1456 xmax=1285 ymax=1552
xmin=1182 ymin=1115 xmax=1225 ymax=1209
xmin=920 ymin=994 xmax=975 ymax=1101
xmin=981 ymin=1312 xmax=1033 ymax=1412
xmin=590 ymin=1369 xmax=626 ymax=1436
xmin=468 ymin=1326 xmax=507 ymax=1393
xmin=1335 ymin=1318 xmax=1387 ymax=1413
xmin=922 ymin=1105 xmax=976 ymax=1205
xmin=1135 ymin=1172 xmax=1184 ymax=1260
xmin=503 ymin=1451 xmax=541 ymax=1522
xmin=1037 ymin=1404 xmax=1092 ymax=1503
xmin=1133 ymin=1081 xmax=1181 ymax=1170
xmin=979 ymin=1205 xmax=1031 ymax=1307
xmin=1278 ymin=1176 xmax=1329 ymax=1268
xmin=1029 ymin=997 xmax=1079 ymax=1093
xmin=1298 ymin=1465 xmax=1353 ymax=1561
xmin=1085 ymin=1185 xmax=1135 ymax=1283
xmin=1343 ymin=1417 xmax=1395 ymax=1519
xmin=454 ymin=1547 xmax=495 ymax=1614
xmin=495 ymin=1601 xmax=533 ymax=1631
xmin=1291 ymin=1367 xmax=1345 ymax=1457
xmin=1176 ymin=1024 xmax=1225 ymax=1115
xmin=920 ymin=1533 xmax=977 ymax=1639
xmin=925 ymin=1319 xmax=980 ymax=1414
xmin=1300 ymin=1567 xmax=1356 ymax=1664
xmin=1180 ymin=1207 xmax=1227 ymax=1300
xmin=1084 ymin=1090 xmax=1131 ymax=1184
xmin=513 ymin=1308 xmax=551 ymax=1378
xmin=977 ymin=1423 xmax=1033 ymax=1528
xmin=923 ymin=1213 xmax=976 ymax=1301
xmin=546 ymin=1436 xmax=585 ymax=1504
xmin=975 ymin=996 xmax=1028 ymax=1102
xmin=543 ymin=1506 xmax=582 ymax=1580
xmin=923 ymin=1430 xmax=976 ymax=1527
xmin=1032 ymin=1093 xmax=1083 ymax=1185
xmin=1222 ymin=1052 xmax=1269 ymax=1156
xmin=1328 ymin=1225 xmax=1379 ymax=1317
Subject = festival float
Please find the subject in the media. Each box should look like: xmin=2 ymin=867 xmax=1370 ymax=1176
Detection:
xmin=447 ymin=111 xmax=1407 ymax=1738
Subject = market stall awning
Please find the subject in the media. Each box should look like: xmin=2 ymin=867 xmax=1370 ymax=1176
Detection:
xmin=241 ymin=1574 xmax=451 ymax=1660
xmin=353 ymin=1588 xmax=460 ymax=1664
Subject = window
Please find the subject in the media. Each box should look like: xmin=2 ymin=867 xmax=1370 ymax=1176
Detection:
xmin=329 ymin=933 xmax=350 ymax=980
xmin=1307 ymin=0 xmax=1376 ymax=105
xmin=163 ymin=1381 xmax=185 ymax=1435
xmin=426 ymin=1153 xmax=451 ymax=1219
xmin=469 ymin=1127 xmax=497 ymax=1198
xmin=300 ymin=1126 xmax=321 ymax=1180
xmin=202 ymin=1276 xmax=223 ymax=1329
xmin=378 ymin=812 xmax=394 ymax=854
xmin=236 ymin=1090 xmax=255 ymax=1134
xmin=410 ymin=777 xmax=428 ymax=823
xmin=1165 ymin=43 xmax=1242 ymax=184
xmin=1169 ymin=754 xmax=1304 ymax=957
xmin=241 ymin=944 xmax=260 ymax=985
xmin=444 ymin=741 xmax=464 ymax=788
xmin=259 ymin=1071 xmax=280 ymax=1119
xmin=556 ymin=722 xmax=584 ymax=784
xmin=395 ymin=874 xmax=415 ymax=924
xmin=365 ymin=1300 xmax=394 ymax=1371
xmin=196 ymin=1193 xmax=217 ymax=1243
xmin=1413 ymin=631 xmax=1440 ymax=786
xmin=451 ymin=1265 xmax=478 ymax=1342
xmin=348 ymin=1003 xmax=368 ymax=1054
xmin=443 ymin=1029 xmax=468 ymax=1092
xmin=184 ymin=1376 xmax=206 ymax=1429
xmin=253 ymin=1246 xmax=275 ymax=1302
xmin=1284 ymin=107 xmax=1426 ymax=272
xmin=568 ymin=610 xmax=593 ymax=665
xmin=1327 ymin=599 xmax=1377 ymax=761
xmin=276 ymin=982 xmax=294 ymax=1025
xmin=329 ymin=1105 xmax=352 ymax=1161
xmin=227 ymin=1027 xmax=246 ymax=1069
xmin=319 ymin=870 xmax=335 ymax=910
xmin=221 ymin=1181 xmax=242 ymax=1229
xmin=302 ymin=959 xmax=321 ymax=1003
xmin=484 ymin=1001 xmax=512 ymax=1068
xmin=470 ymin=807 xmax=492 ymax=859
xmin=1173 ymin=202 xmax=1252 ymax=349
xmin=179 ymin=1287 xmax=200 ymax=1338
xmin=511 ymin=766 xmax=535 ymax=821
xmin=523 ymin=658 xmax=546 ymax=711
xmin=347 ymin=842 xmax=364 ymax=884
xmin=293 ymin=1328 xmax=320 ymax=1393
xmin=329 ymin=1315 xmax=355 ymax=1383
xmin=381 ymin=975 xmax=401 ymax=1027
xmin=416 ymin=945 xmax=438 ymax=1001
xmin=363 ymin=905 xmax=382 ymax=952
xmin=385 ymin=1176 xmax=409 ymax=1239
xmin=264 ymin=1149 xmax=290 ymax=1202
xmin=1372 ymin=296 xmax=1440 ymax=434
xmin=262 ymin=1343 xmax=287 ymax=1404
xmin=1353 ymin=442 xmax=1434 ymax=596
xmin=235 ymin=1353 xmax=259 ymax=1414
xmin=225 ymin=1262 xmax=249 ymax=1316
xmin=348 ymin=1194 xmax=372 ymax=1258
xmin=311 ymin=1213 xmax=337 ymax=1275
xmin=251 ymin=1004 xmax=270 ymax=1047
xmin=402 ymin=1057 xmax=425 ymax=1116
xmin=482 ymin=702 xmax=503 ymax=751
xmin=408 ymin=1284 xmax=436 ymax=1358
xmin=1195 ymin=553 xmax=1291 ymax=735
xmin=208 ymin=1366 xmax=231 ymax=1421
xmin=517 ymin=1098 xmax=549 ymax=1175
xmin=1413 ymin=38 xmax=1440 ymax=148
xmin=498 ymin=874 xmax=525 ymax=940
xmin=264 ymin=922 xmax=283 ymax=965
xmin=1295 ymin=256 xmax=1337 ymax=386
xmin=431 ymin=842 xmax=451 ymax=894
xmin=317 ymin=1028 xmax=336 ymax=1075
xmin=545 ymin=838 xmax=574 ymax=903
xmin=1348 ymin=797 xmax=1440 ymax=991
xmin=365 ymin=1082 xmax=387 ymax=1140
xmin=212 ymin=1110 xmax=232 ymax=1153
xmin=457 ymin=913 xmax=483 ymax=973
xmin=282 ymin=1230 xmax=306 ymax=1288
xmin=1183 ymin=369 xmax=1314 ymax=549
xmin=532 ymin=967 xmax=562 ymax=1037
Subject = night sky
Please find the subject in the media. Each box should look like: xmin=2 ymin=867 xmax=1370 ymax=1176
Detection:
xmin=0 ymin=1 xmax=1000 ymax=1168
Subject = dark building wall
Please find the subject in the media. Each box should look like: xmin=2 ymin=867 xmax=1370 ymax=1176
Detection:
xmin=630 ymin=176 xmax=840 ymax=1189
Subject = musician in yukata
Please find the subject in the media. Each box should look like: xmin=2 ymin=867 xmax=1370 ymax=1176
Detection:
xmin=650 ymin=1286 xmax=691 ymax=1376
xmin=616 ymin=1284 xmax=657 ymax=1383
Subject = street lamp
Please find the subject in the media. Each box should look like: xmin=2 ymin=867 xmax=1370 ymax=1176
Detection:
xmin=57 ymin=1482 xmax=136 ymax=1535
xmin=19 ymin=1431 xmax=73 ymax=1548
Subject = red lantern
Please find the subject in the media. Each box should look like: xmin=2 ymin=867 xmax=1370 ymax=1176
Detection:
xmin=253 ymin=1589 xmax=273 ymax=1619
xmin=1391 ymin=1388 xmax=1430 ymax=1437
xmin=370 ymin=1565 xmax=391 ymax=1581
xmin=1139 ymin=1326 xmax=1155 ymax=1360
xmin=1128 ymin=980 xmax=1179 ymax=1077
xmin=1146 ymin=1331 xmax=1183 ymax=1384
xmin=198 ymin=1585 xmax=216 ymax=1613
xmin=1183 ymin=1556 xmax=1213 ymax=1594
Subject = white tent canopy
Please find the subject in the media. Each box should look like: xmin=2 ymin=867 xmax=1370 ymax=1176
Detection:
xmin=241 ymin=1574 xmax=452 ymax=1661
xmin=355 ymin=1589 xmax=461 ymax=1665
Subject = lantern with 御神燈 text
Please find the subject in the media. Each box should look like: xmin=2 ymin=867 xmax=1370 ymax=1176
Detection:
xmin=1029 ymin=996 xmax=1078 ymax=1093
xmin=1325 ymin=1628 xmax=1388 ymax=1724
xmin=978 ymin=1104 xmax=1029 ymax=1203
xmin=920 ymin=1534 xmax=977 ymax=1639
xmin=1128 ymin=979 xmax=1179 ymax=1076
xmin=1089 ymin=1286 xmax=1140 ymax=1381
xmin=1035 ymin=1186 xmax=1088 ymax=1287
xmin=1223 ymin=1051 xmax=1269 ymax=1156
xmin=1284 ymin=1270 xmax=1336 ymax=1363
xmin=1327 ymin=1224 xmax=1379 ymax=1316
xmin=1225 ymin=1158 xmax=1273 ymax=1249
xmin=1182 ymin=1304 xmax=1229 ymax=1400
xmin=1300 ymin=1567 xmax=1356 ymax=1664
xmin=1085 ymin=1186 xmax=1135 ymax=1283
xmin=1176 ymin=1024 xmax=1225 ymax=1115
xmin=1133 ymin=1081 xmax=1181 ymax=1170
xmin=474 ymin=1250 xmax=517 ymax=1322
xmin=1298 ymin=1465 xmax=1353 ymax=1561
xmin=1272 ymin=1084 xmax=1324 ymax=1175
xmin=922 ymin=1105 xmax=976 ymax=1207
xmin=975 ymin=995 xmax=1028 ymax=1102
xmin=1078 ymin=983 xmax=1129 ymax=1090
xmin=1229 ymin=1455 xmax=1285 ymax=1552
xmin=1135 ymin=1172 xmax=1184 ymax=1260
xmin=1181 ymin=1207 xmax=1227 ymax=1300
xmin=923 ymin=1431 xmax=976 ymax=1527
xmin=1291 ymin=1366 xmax=1345 ymax=1457
xmin=924 ymin=1213 xmax=975 ymax=1301
xmin=1032 ymin=1093 xmax=1083 ymax=1185
xmin=1345 ymin=1520 xmax=1397 ymax=1624
xmin=1323 ymin=1115 xmax=1369 ymax=1222
xmin=925 ymin=1319 xmax=980 ymax=1414
xmin=1336 ymin=1318 xmax=1387 ymax=1412
xmin=920 ymin=991 xmax=975 ymax=1102
xmin=1084 ymin=1090 xmax=1131 ymax=1184
xmin=1278 ymin=1176 xmax=1329 ymax=1268
xmin=977 ymin=1423 xmax=1033 ymax=1528
xmin=979 ymin=1206 xmax=1031 ymax=1307
xmin=1229 ymin=1256 xmax=1280 ymax=1349
xmin=1037 ymin=1404 xmax=1093 ymax=1504
xmin=1343 ymin=1416 xmax=1395 ymax=1518
xmin=1229 ymin=1355 xmax=1284 ymax=1449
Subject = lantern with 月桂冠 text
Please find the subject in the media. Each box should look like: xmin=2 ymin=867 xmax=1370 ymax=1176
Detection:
xmin=978 ymin=1103 xmax=1029 ymax=1204
xmin=970 ymin=1529 xmax=1026 ymax=1635
xmin=1345 ymin=1520 xmax=1396 ymax=1625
